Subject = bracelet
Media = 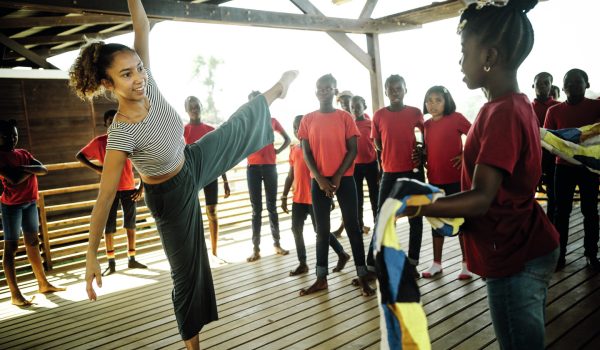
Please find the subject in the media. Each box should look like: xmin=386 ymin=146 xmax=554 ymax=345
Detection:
xmin=408 ymin=205 xmax=422 ymax=218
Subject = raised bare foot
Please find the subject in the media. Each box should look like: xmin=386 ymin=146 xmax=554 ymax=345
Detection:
xmin=12 ymin=293 xmax=35 ymax=306
xmin=332 ymin=252 xmax=350 ymax=272
xmin=290 ymin=263 xmax=309 ymax=276
xmin=274 ymin=245 xmax=289 ymax=256
xmin=351 ymin=270 xmax=377 ymax=286
xmin=39 ymin=284 xmax=66 ymax=294
xmin=278 ymin=70 xmax=299 ymax=99
xmin=299 ymin=278 xmax=328 ymax=296
xmin=128 ymin=259 xmax=147 ymax=269
xmin=247 ymin=250 xmax=261 ymax=262
xmin=357 ymin=276 xmax=376 ymax=297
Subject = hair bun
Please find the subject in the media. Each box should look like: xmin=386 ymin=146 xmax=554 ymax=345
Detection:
xmin=507 ymin=0 xmax=537 ymax=13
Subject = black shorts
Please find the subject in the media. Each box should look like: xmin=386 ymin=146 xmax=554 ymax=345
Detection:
xmin=202 ymin=179 xmax=219 ymax=206
xmin=105 ymin=189 xmax=137 ymax=233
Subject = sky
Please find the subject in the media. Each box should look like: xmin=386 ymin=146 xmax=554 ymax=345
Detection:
xmin=47 ymin=0 xmax=600 ymax=131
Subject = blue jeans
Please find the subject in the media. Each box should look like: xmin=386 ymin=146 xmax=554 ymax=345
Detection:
xmin=312 ymin=177 xmax=367 ymax=278
xmin=247 ymin=164 xmax=280 ymax=250
xmin=1 ymin=201 xmax=39 ymax=241
xmin=486 ymin=248 xmax=559 ymax=350
xmin=291 ymin=202 xmax=345 ymax=264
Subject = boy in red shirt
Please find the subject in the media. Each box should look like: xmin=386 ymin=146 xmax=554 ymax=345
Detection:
xmin=544 ymin=68 xmax=600 ymax=271
xmin=246 ymin=91 xmax=291 ymax=262
xmin=183 ymin=96 xmax=231 ymax=257
xmin=76 ymin=109 xmax=146 ymax=275
xmin=1 ymin=119 xmax=65 ymax=306
xmin=372 ymin=74 xmax=424 ymax=277
xmin=281 ymin=115 xmax=349 ymax=276
xmin=298 ymin=74 xmax=374 ymax=297
xmin=532 ymin=72 xmax=560 ymax=223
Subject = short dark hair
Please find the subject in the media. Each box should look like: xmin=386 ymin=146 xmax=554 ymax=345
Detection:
xmin=0 ymin=119 xmax=17 ymax=136
xmin=534 ymin=72 xmax=553 ymax=83
xmin=564 ymin=68 xmax=589 ymax=85
xmin=384 ymin=74 xmax=405 ymax=89
xmin=422 ymin=86 xmax=457 ymax=116
xmin=317 ymin=74 xmax=337 ymax=88
xmin=351 ymin=95 xmax=367 ymax=108
xmin=458 ymin=0 xmax=537 ymax=69
xmin=103 ymin=109 xmax=117 ymax=124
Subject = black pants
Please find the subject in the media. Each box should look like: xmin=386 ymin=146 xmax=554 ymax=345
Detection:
xmin=541 ymin=149 xmax=556 ymax=223
xmin=353 ymin=161 xmax=379 ymax=229
xmin=554 ymin=164 xmax=599 ymax=259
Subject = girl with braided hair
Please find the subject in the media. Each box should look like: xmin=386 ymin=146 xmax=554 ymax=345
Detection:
xmin=400 ymin=1 xmax=559 ymax=348
xmin=69 ymin=1 xmax=297 ymax=348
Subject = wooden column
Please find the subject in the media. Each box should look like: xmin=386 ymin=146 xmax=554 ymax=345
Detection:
xmin=366 ymin=33 xmax=383 ymax=111
xmin=37 ymin=194 xmax=53 ymax=270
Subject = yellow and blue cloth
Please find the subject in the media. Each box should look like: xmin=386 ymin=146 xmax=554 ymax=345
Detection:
xmin=540 ymin=123 xmax=600 ymax=174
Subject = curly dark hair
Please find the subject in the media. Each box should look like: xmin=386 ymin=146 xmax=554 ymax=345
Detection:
xmin=69 ymin=41 xmax=135 ymax=100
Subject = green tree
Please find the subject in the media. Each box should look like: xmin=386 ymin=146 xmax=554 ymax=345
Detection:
xmin=191 ymin=55 xmax=223 ymax=124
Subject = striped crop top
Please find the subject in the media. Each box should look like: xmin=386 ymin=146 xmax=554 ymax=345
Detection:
xmin=106 ymin=68 xmax=185 ymax=177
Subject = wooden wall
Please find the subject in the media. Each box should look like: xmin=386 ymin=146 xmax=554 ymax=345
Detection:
xmin=0 ymin=77 xmax=118 ymax=206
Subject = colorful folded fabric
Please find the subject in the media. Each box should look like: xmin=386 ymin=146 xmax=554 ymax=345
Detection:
xmin=540 ymin=123 xmax=600 ymax=174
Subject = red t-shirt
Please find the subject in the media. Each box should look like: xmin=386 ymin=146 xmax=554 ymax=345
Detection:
xmin=544 ymin=98 xmax=600 ymax=165
xmin=184 ymin=122 xmax=215 ymax=144
xmin=532 ymin=97 xmax=560 ymax=127
xmin=289 ymin=144 xmax=312 ymax=204
xmin=298 ymin=109 xmax=360 ymax=177
xmin=80 ymin=135 xmax=135 ymax=191
xmin=355 ymin=115 xmax=377 ymax=164
xmin=461 ymin=93 xmax=559 ymax=278
xmin=424 ymin=112 xmax=471 ymax=185
xmin=0 ymin=149 xmax=39 ymax=205
xmin=247 ymin=118 xmax=284 ymax=165
xmin=371 ymin=106 xmax=424 ymax=173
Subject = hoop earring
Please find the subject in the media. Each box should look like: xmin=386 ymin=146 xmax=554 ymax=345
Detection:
xmin=483 ymin=65 xmax=491 ymax=72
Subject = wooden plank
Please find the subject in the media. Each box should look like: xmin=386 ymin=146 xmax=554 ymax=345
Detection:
xmin=0 ymin=32 xmax=57 ymax=68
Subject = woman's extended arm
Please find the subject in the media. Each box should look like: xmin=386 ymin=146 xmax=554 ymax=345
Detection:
xmin=85 ymin=149 xmax=128 ymax=300
xmin=128 ymin=0 xmax=150 ymax=68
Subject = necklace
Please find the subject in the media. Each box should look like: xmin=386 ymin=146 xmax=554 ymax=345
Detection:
xmin=116 ymin=98 xmax=150 ymax=122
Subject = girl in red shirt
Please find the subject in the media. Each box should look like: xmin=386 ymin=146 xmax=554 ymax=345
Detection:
xmin=401 ymin=1 xmax=559 ymax=348
xmin=0 ymin=119 xmax=65 ymax=306
xmin=421 ymin=86 xmax=472 ymax=280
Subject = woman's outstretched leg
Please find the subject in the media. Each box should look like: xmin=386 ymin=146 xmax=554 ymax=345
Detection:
xmin=262 ymin=71 xmax=299 ymax=105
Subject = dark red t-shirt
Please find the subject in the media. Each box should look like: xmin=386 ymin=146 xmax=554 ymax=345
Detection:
xmin=424 ymin=112 xmax=471 ymax=185
xmin=544 ymin=98 xmax=600 ymax=165
xmin=461 ymin=93 xmax=559 ymax=278
xmin=371 ymin=106 xmax=424 ymax=173
xmin=298 ymin=109 xmax=360 ymax=177
xmin=0 ymin=149 xmax=39 ymax=205
xmin=532 ymin=97 xmax=560 ymax=127
xmin=184 ymin=122 xmax=215 ymax=144
xmin=80 ymin=135 xmax=135 ymax=191
xmin=248 ymin=118 xmax=284 ymax=165
xmin=355 ymin=115 xmax=377 ymax=164
xmin=289 ymin=144 xmax=312 ymax=204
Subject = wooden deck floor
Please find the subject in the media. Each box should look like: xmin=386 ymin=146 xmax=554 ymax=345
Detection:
xmin=0 ymin=206 xmax=598 ymax=349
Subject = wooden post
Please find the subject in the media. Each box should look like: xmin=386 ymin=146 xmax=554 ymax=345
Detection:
xmin=366 ymin=33 xmax=384 ymax=112
xmin=37 ymin=193 xmax=53 ymax=270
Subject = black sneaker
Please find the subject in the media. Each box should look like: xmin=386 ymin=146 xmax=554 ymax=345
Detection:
xmin=587 ymin=256 xmax=600 ymax=272
xmin=555 ymin=256 xmax=566 ymax=272
xmin=102 ymin=260 xmax=116 ymax=276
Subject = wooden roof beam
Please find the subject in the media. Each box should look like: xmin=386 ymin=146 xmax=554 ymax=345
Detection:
xmin=14 ymin=30 xmax=131 ymax=45
xmin=372 ymin=0 xmax=465 ymax=33
xmin=0 ymin=32 xmax=57 ymax=68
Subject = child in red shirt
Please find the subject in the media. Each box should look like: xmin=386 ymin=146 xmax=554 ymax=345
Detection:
xmin=420 ymin=86 xmax=472 ymax=280
xmin=76 ymin=109 xmax=146 ymax=275
xmin=350 ymin=96 xmax=379 ymax=234
xmin=544 ymin=68 xmax=600 ymax=271
xmin=0 ymin=119 xmax=65 ymax=306
xmin=281 ymin=115 xmax=350 ymax=276
xmin=245 ymin=91 xmax=291 ymax=262
xmin=532 ymin=72 xmax=560 ymax=223
xmin=371 ymin=74 xmax=424 ymax=278
xmin=298 ymin=74 xmax=374 ymax=297
xmin=400 ymin=2 xmax=559 ymax=347
xmin=183 ymin=96 xmax=231 ymax=257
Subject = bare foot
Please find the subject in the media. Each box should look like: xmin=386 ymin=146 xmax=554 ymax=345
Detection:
xmin=274 ymin=245 xmax=289 ymax=256
xmin=12 ymin=293 xmax=35 ymax=306
xmin=299 ymin=278 xmax=328 ymax=296
xmin=351 ymin=271 xmax=377 ymax=286
xmin=332 ymin=252 xmax=350 ymax=272
xmin=278 ymin=70 xmax=299 ymax=99
xmin=357 ymin=276 xmax=376 ymax=297
xmin=39 ymin=284 xmax=66 ymax=294
xmin=290 ymin=264 xmax=309 ymax=276
xmin=247 ymin=250 xmax=261 ymax=262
